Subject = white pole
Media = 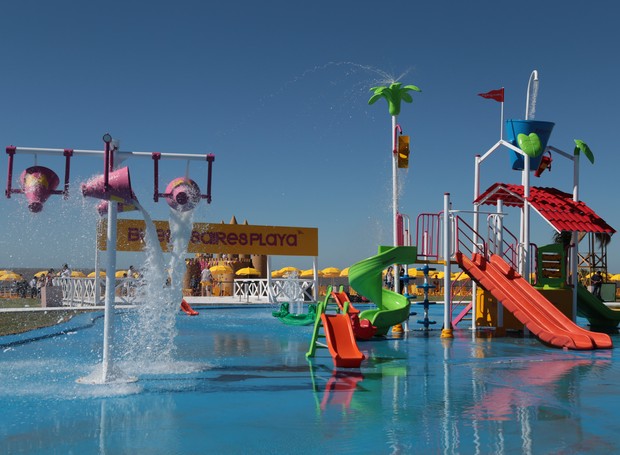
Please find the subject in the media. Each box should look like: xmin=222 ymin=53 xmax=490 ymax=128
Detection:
xmin=496 ymin=199 xmax=504 ymax=329
xmin=571 ymin=152 xmax=580 ymax=320
xmin=94 ymin=222 xmax=101 ymax=306
xmin=522 ymin=154 xmax=530 ymax=279
xmin=266 ymin=256 xmax=273 ymax=303
xmin=472 ymin=155 xmax=481 ymax=332
xmin=500 ymin=101 xmax=504 ymax=140
xmin=392 ymin=115 xmax=400 ymax=294
xmin=441 ymin=193 xmax=453 ymax=338
xmin=101 ymin=200 xmax=118 ymax=383
xmin=313 ymin=257 xmax=319 ymax=301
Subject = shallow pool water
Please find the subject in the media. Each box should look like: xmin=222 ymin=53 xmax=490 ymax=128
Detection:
xmin=1 ymin=305 xmax=618 ymax=454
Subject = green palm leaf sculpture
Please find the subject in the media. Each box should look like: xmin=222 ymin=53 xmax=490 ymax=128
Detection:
xmin=368 ymin=82 xmax=421 ymax=116
xmin=574 ymin=139 xmax=595 ymax=164
xmin=517 ymin=133 xmax=543 ymax=158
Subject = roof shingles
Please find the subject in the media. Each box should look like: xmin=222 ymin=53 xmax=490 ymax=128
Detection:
xmin=475 ymin=183 xmax=615 ymax=234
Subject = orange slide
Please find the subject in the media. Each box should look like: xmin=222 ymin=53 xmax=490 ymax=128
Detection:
xmin=331 ymin=291 xmax=377 ymax=340
xmin=180 ymin=299 xmax=199 ymax=316
xmin=320 ymin=313 xmax=365 ymax=368
xmin=456 ymin=252 xmax=612 ymax=350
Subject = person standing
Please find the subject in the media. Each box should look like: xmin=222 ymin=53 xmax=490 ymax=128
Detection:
xmin=384 ymin=266 xmax=394 ymax=290
xmin=200 ymin=266 xmax=213 ymax=297
xmin=45 ymin=269 xmax=55 ymax=286
xmin=591 ymin=271 xmax=603 ymax=299
xmin=29 ymin=277 xmax=37 ymax=298
xmin=60 ymin=264 xmax=71 ymax=278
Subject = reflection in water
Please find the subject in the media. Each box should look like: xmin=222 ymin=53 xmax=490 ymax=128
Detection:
xmin=309 ymin=365 xmax=364 ymax=411
xmin=467 ymin=357 xmax=598 ymax=421
xmin=2 ymin=305 xmax=620 ymax=453
xmin=448 ymin=342 xmax=611 ymax=454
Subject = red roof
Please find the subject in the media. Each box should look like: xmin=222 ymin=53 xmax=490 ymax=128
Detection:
xmin=475 ymin=183 xmax=615 ymax=234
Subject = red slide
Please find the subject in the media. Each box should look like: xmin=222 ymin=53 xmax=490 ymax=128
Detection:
xmin=321 ymin=313 xmax=365 ymax=368
xmin=456 ymin=252 xmax=612 ymax=350
xmin=180 ymin=299 xmax=199 ymax=316
xmin=331 ymin=291 xmax=377 ymax=340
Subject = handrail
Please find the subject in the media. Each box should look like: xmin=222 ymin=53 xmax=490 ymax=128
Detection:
xmin=487 ymin=214 xmax=519 ymax=269
xmin=415 ymin=212 xmax=442 ymax=260
xmin=454 ymin=215 xmax=487 ymax=259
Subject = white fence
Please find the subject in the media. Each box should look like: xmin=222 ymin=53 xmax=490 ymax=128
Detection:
xmin=55 ymin=277 xmax=319 ymax=306
xmin=54 ymin=277 xmax=138 ymax=306
xmin=233 ymin=278 xmax=316 ymax=302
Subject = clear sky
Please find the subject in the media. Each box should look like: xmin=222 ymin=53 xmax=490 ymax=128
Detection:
xmin=1 ymin=0 xmax=619 ymax=273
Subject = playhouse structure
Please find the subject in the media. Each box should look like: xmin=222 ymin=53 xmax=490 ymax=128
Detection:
xmin=309 ymin=72 xmax=617 ymax=369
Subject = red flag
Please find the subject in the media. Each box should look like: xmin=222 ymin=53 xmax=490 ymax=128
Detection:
xmin=478 ymin=88 xmax=504 ymax=102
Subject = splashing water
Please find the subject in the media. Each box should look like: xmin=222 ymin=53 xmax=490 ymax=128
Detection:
xmin=526 ymin=79 xmax=539 ymax=120
xmin=213 ymin=61 xmax=416 ymax=141
xmin=120 ymin=202 xmax=195 ymax=375
xmin=282 ymin=272 xmax=303 ymax=314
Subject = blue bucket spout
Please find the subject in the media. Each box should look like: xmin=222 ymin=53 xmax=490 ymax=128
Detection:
xmin=506 ymin=120 xmax=555 ymax=171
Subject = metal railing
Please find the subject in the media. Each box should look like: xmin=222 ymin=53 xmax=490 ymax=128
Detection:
xmin=54 ymin=276 xmax=318 ymax=306
xmin=234 ymin=278 xmax=317 ymax=302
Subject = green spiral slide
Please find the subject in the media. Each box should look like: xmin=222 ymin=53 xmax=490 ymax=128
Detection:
xmin=349 ymin=246 xmax=418 ymax=336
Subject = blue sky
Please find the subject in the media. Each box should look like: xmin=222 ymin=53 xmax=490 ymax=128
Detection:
xmin=1 ymin=0 xmax=619 ymax=273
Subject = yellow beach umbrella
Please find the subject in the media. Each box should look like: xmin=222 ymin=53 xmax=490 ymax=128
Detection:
xmin=610 ymin=273 xmax=620 ymax=282
xmin=236 ymin=267 xmax=260 ymax=277
xmin=340 ymin=267 xmax=350 ymax=277
xmin=300 ymin=269 xmax=323 ymax=278
xmin=88 ymin=271 xmax=106 ymax=278
xmin=210 ymin=265 xmax=233 ymax=275
xmin=0 ymin=272 xmax=23 ymax=281
xmin=279 ymin=266 xmax=300 ymax=275
xmin=115 ymin=270 xmax=129 ymax=278
xmin=321 ymin=267 xmax=341 ymax=277
xmin=271 ymin=270 xmax=284 ymax=278
xmin=71 ymin=271 xmax=86 ymax=278
xmin=33 ymin=270 xmax=49 ymax=278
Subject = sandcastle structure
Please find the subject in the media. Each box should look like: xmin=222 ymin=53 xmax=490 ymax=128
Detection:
xmin=184 ymin=215 xmax=267 ymax=296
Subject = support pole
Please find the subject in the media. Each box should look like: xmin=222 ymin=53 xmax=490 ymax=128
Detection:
xmin=496 ymin=199 xmax=504 ymax=330
xmin=472 ymin=155 xmax=481 ymax=333
xmin=94 ymin=219 xmax=102 ymax=306
xmin=392 ymin=116 xmax=400 ymax=294
xmin=206 ymin=154 xmax=215 ymax=203
xmin=441 ymin=193 xmax=453 ymax=338
xmin=522 ymin=154 xmax=531 ymax=278
xmin=5 ymin=146 xmax=16 ymax=198
xmin=571 ymin=152 xmax=580 ymax=321
xmin=313 ymin=257 xmax=319 ymax=301
xmin=101 ymin=199 xmax=118 ymax=382
xmin=63 ymin=149 xmax=73 ymax=198
xmin=266 ymin=256 xmax=273 ymax=303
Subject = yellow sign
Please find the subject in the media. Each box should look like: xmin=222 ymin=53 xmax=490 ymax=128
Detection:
xmin=98 ymin=220 xmax=318 ymax=256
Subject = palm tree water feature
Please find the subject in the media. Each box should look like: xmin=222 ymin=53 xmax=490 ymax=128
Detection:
xmin=272 ymin=271 xmax=317 ymax=326
xmin=368 ymin=82 xmax=421 ymax=295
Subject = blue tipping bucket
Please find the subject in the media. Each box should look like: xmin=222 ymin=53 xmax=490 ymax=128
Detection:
xmin=506 ymin=120 xmax=555 ymax=171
